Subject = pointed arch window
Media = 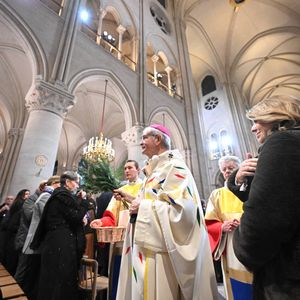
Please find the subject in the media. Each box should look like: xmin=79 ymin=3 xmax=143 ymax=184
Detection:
xmin=220 ymin=130 xmax=233 ymax=156
xmin=209 ymin=130 xmax=233 ymax=160
xmin=157 ymin=0 xmax=166 ymax=8
xmin=209 ymin=133 xmax=220 ymax=160
xmin=202 ymin=75 xmax=216 ymax=96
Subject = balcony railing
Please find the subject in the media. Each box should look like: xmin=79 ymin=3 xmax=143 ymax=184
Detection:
xmin=80 ymin=24 xmax=136 ymax=72
xmin=40 ymin=0 xmax=64 ymax=16
xmin=147 ymin=73 xmax=183 ymax=101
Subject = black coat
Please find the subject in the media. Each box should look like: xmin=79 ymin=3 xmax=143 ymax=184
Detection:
xmin=32 ymin=187 xmax=88 ymax=300
xmin=1 ymin=199 xmax=24 ymax=275
xmin=233 ymin=129 xmax=300 ymax=300
xmin=95 ymin=191 xmax=112 ymax=276
xmin=227 ymin=169 xmax=253 ymax=202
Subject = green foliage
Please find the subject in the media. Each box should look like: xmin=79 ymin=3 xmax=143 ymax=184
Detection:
xmin=114 ymin=159 xmax=127 ymax=181
xmin=78 ymin=158 xmax=122 ymax=193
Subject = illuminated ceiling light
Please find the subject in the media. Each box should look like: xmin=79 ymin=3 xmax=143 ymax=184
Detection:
xmin=80 ymin=10 xmax=89 ymax=22
xmin=229 ymin=0 xmax=246 ymax=11
xmin=156 ymin=73 xmax=163 ymax=79
xmin=83 ymin=80 xmax=115 ymax=162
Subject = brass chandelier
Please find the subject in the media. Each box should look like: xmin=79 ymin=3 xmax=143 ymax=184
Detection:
xmin=83 ymin=79 xmax=115 ymax=162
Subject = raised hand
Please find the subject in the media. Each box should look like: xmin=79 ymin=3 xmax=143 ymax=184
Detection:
xmin=113 ymin=189 xmax=135 ymax=204
xmin=235 ymin=153 xmax=258 ymax=184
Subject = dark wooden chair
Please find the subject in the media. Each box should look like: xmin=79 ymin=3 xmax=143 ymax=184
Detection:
xmin=78 ymin=258 xmax=108 ymax=300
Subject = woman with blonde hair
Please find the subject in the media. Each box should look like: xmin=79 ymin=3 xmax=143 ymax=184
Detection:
xmin=232 ymin=95 xmax=300 ymax=299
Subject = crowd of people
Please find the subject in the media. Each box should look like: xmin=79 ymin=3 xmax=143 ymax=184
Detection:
xmin=0 ymin=95 xmax=299 ymax=300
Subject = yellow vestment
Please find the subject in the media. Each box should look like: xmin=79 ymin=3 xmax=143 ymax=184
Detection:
xmin=205 ymin=187 xmax=253 ymax=300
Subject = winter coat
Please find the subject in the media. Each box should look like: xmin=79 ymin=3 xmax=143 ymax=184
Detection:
xmin=15 ymin=190 xmax=40 ymax=251
xmin=233 ymin=128 xmax=300 ymax=300
xmin=31 ymin=187 xmax=88 ymax=300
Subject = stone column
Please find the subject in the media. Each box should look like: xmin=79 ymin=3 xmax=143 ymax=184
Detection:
xmin=8 ymin=80 xmax=74 ymax=195
xmin=116 ymin=24 xmax=126 ymax=60
xmin=165 ymin=66 xmax=173 ymax=96
xmin=152 ymin=55 xmax=159 ymax=86
xmin=96 ymin=8 xmax=107 ymax=45
xmin=174 ymin=17 xmax=209 ymax=197
xmin=121 ymin=125 xmax=146 ymax=168
xmin=131 ymin=37 xmax=138 ymax=71
xmin=175 ymin=73 xmax=182 ymax=97
xmin=0 ymin=128 xmax=24 ymax=202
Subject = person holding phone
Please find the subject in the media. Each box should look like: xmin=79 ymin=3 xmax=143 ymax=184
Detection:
xmin=231 ymin=95 xmax=300 ymax=299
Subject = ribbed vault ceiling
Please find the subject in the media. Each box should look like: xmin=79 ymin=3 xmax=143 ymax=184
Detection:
xmin=180 ymin=0 xmax=300 ymax=106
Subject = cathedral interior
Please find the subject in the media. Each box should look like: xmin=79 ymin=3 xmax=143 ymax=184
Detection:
xmin=0 ymin=0 xmax=299 ymax=201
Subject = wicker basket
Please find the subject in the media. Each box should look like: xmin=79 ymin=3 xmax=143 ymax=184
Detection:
xmin=95 ymin=226 xmax=126 ymax=243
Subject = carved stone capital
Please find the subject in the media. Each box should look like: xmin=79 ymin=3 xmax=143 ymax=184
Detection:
xmin=25 ymin=80 xmax=75 ymax=117
xmin=99 ymin=8 xmax=107 ymax=19
xmin=121 ymin=125 xmax=144 ymax=146
xmin=165 ymin=66 xmax=173 ymax=73
xmin=116 ymin=24 xmax=126 ymax=35
xmin=151 ymin=55 xmax=159 ymax=63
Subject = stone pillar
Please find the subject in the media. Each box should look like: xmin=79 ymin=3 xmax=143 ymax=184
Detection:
xmin=131 ymin=37 xmax=138 ymax=71
xmin=152 ymin=55 xmax=159 ymax=86
xmin=174 ymin=17 xmax=210 ymax=197
xmin=116 ymin=24 xmax=126 ymax=60
xmin=96 ymin=8 xmax=107 ymax=45
xmin=121 ymin=125 xmax=146 ymax=168
xmin=165 ymin=66 xmax=173 ymax=96
xmin=175 ymin=73 xmax=182 ymax=97
xmin=8 ymin=80 xmax=74 ymax=195
xmin=0 ymin=128 xmax=24 ymax=202
xmin=51 ymin=0 xmax=81 ymax=83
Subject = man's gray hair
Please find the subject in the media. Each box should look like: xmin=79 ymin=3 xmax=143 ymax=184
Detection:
xmin=144 ymin=126 xmax=171 ymax=150
xmin=60 ymin=171 xmax=80 ymax=185
xmin=218 ymin=155 xmax=241 ymax=170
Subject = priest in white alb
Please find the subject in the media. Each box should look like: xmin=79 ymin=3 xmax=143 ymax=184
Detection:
xmin=114 ymin=124 xmax=218 ymax=300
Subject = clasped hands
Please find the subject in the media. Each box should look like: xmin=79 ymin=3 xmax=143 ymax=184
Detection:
xmin=113 ymin=189 xmax=140 ymax=215
xmin=222 ymin=219 xmax=240 ymax=233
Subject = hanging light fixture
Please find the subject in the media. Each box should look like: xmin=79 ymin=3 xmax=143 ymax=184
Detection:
xmin=229 ymin=0 xmax=246 ymax=12
xmin=83 ymin=79 xmax=115 ymax=162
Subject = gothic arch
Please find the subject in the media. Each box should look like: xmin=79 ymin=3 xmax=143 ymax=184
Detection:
xmin=147 ymin=33 xmax=178 ymax=67
xmin=0 ymin=2 xmax=47 ymax=80
xmin=148 ymin=106 xmax=188 ymax=152
xmin=0 ymin=3 xmax=48 ymax=195
xmin=103 ymin=2 xmax=138 ymax=38
xmin=68 ymin=68 xmax=137 ymax=129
